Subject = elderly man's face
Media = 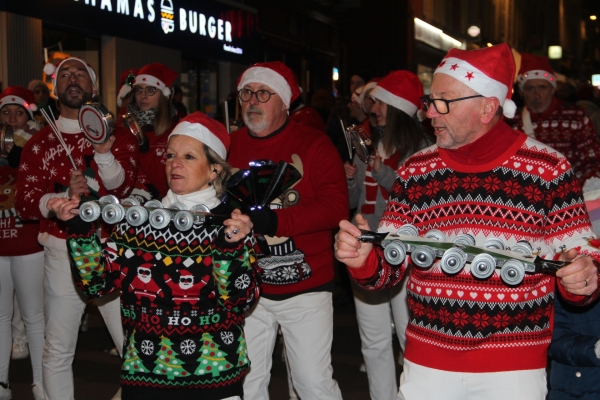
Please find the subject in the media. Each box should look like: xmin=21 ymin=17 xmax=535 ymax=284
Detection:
xmin=522 ymin=79 xmax=555 ymax=114
xmin=426 ymin=73 xmax=485 ymax=149
xmin=241 ymin=82 xmax=288 ymax=137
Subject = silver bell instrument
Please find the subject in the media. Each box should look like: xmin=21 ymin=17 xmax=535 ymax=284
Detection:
xmin=79 ymin=197 xmax=227 ymax=231
xmin=0 ymin=122 xmax=14 ymax=156
xmin=344 ymin=124 xmax=375 ymax=164
xmin=78 ymin=102 xmax=116 ymax=144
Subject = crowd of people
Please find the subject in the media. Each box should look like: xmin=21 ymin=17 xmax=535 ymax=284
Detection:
xmin=2 ymin=42 xmax=600 ymax=400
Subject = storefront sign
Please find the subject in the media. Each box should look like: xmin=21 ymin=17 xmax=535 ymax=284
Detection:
xmin=1 ymin=0 xmax=259 ymax=61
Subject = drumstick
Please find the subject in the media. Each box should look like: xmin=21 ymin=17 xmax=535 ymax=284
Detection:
xmin=40 ymin=109 xmax=78 ymax=170
xmin=224 ymin=100 xmax=230 ymax=134
xmin=340 ymin=117 xmax=353 ymax=161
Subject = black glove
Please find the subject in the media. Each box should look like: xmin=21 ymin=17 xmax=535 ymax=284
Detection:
xmin=248 ymin=207 xmax=278 ymax=236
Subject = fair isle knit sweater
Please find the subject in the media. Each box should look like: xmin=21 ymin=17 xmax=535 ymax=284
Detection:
xmin=349 ymin=121 xmax=600 ymax=373
xmin=65 ymin=202 xmax=260 ymax=400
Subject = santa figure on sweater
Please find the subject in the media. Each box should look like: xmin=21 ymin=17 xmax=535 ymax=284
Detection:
xmin=164 ymin=269 xmax=209 ymax=307
xmin=127 ymin=263 xmax=164 ymax=305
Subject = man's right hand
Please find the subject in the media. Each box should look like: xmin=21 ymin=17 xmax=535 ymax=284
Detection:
xmin=47 ymin=196 xmax=80 ymax=221
xmin=68 ymin=170 xmax=90 ymax=198
xmin=334 ymin=213 xmax=373 ymax=269
xmin=344 ymin=161 xmax=358 ymax=180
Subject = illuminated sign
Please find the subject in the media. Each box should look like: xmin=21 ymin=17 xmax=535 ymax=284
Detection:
xmin=592 ymin=74 xmax=600 ymax=87
xmin=414 ymin=18 xmax=465 ymax=51
xmin=71 ymin=0 xmax=248 ymax=53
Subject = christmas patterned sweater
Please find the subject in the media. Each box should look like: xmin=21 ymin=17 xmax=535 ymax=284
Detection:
xmin=509 ymin=97 xmax=600 ymax=186
xmin=228 ymin=119 xmax=349 ymax=297
xmin=14 ymin=119 xmax=138 ymax=248
xmin=349 ymin=121 xmax=600 ymax=373
xmin=64 ymin=202 xmax=260 ymax=400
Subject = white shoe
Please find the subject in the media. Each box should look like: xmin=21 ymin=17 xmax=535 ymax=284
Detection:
xmin=32 ymin=382 xmax=45 ymax=400
xmin=110 ymin=387 xmax=122 ymax=400
xmin=0 ymin=382 xmax=12 ymax=400
xmin=11 ymin=337 xmax=29 ymax=360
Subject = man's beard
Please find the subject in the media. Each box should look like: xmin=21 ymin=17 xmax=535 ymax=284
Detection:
xmin=57 ymin=84 xmax=94 ymax=109
xmin=243 ymin=106 xmax=269 ymax=134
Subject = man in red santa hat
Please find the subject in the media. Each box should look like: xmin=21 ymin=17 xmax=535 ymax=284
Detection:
xmin=508 ymin=52 xmax=600 ymax=186
xmin=335 ymin=43 xmax=600 ymax=400
xmin=228 ymin=61 xmax=348 ymax=400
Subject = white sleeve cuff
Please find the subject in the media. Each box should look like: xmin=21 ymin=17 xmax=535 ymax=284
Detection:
xmin=94 ymin=151 xmax=125 ymax=190
xmin=39 ymin=191 xmax=69 ymax=218
xmin=595 ymin=339 xmax=600 ymax=359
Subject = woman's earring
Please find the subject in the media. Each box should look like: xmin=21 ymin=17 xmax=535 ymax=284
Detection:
xmin=208 ymin=181 xmax=213 ymax=186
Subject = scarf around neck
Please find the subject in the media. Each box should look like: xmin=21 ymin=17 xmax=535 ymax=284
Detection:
xmin=162 ymin=187 xmax=221 ymax=210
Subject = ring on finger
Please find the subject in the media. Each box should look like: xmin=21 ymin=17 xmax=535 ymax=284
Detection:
xmin=233 ymin=228 xmax=239 ymax=235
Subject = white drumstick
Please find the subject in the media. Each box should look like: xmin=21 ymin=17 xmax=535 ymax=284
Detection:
xmin=40 ymin=108 xmax=78 ymax=170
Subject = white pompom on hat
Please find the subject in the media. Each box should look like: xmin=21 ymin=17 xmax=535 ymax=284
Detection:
xmin=517 ymin=53 xmax=557 ymax=89
xmin=43 ymin=57 xmax=98 ymax=97
xmin=370 ymin=70 xmax=424 ymax=117
xmin=433 ymin=43 xmax=517 ymax=118
xmin=237 ymin=61 xmax=301 ymax=109
xmin=0 ymin=86 xmax=38 ymax=119
xmin=168 ymin=111 xmax=230 ymax=160
xmin=133 ymin=63 xmax=178 ymax=98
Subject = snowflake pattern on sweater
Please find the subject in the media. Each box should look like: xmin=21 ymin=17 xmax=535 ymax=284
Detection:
xmin=509 ymin=99 xmax=600 ymax=186
xmin=352 ymin=126 xmax=600 ymax=373
xmin=64 ymin=203 xmax=260 ymax=399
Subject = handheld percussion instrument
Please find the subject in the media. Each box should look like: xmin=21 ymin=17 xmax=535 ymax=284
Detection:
xmin=358 ymin=224 xmax=570 ymax=286
xmin=121 ymin=112 xmax=146 ymax=145
xmin=0 ymin=122 xmax=13 ymax=156
xmin=78 ymin=102 xmax=116 ymax=144
xmin=78 ymin=196 xmax=227 ymax=231
xmin=344 ymin=124 xmax=375 ymax=164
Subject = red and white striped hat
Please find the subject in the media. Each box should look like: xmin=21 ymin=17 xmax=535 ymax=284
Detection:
xmin=433 ymin=43 xmax=517 ymax=118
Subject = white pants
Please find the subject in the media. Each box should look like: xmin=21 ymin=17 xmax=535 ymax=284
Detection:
xmin=397 ymin=360 xmax=547 ymax=400
xmin=42 ymin=250 xmax=124 ymax=400
xmin=12 ymin=293 xmax=26 ymax=339
xmin=0 ymin=252 xmax=45 ymax=384
xmin=243 ymin=292 xmax=342 ymax=400
xmin=352 ymin=275 xmax=410 ymax=400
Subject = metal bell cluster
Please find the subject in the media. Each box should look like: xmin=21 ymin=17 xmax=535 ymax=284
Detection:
xmin=79 ymin=195 xmax=212 ymax=231
xmin=381 ymin=224 xmax=535 ymax=286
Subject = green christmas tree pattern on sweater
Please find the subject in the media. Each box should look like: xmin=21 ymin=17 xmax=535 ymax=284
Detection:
xmin=195 ymin=333 xmax=234 ymax=377
xmin=153 ymin=335 xmax=189 ymax=379
xmin=69 ymin=237 xmax=102 ymax=285
xmin=236 ymin=332 xmax=249 ymax=367
xmin=123 ymin=330 xmax=149 ymax=375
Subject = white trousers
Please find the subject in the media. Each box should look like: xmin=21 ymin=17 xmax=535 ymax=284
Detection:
xmin=0 ymin=252 xmax=45 ymax=384
xmin=42 ymin=250 xmax=124 ymax=400
xmin=397 ymin=360 xmax=547 ymax=400
xmin=352 ymin=275 xmax=410 ymax=400
xmin=243 ymin=292 xmax=342 ymax=400
xmin=12 ymin=293 xmax=26 ymax=339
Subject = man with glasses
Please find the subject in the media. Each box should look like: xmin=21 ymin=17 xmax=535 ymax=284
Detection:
xmin=508 ymin=52 xmax=600 ymax=186
xmin=335 ymin=43 xmax=600 ymax=400
xmin=228 ymin=61 xmax=347 ymax=400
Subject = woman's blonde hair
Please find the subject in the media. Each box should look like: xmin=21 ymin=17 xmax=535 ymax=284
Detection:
xmin=203 ymin=144 xmax=231 ymax=198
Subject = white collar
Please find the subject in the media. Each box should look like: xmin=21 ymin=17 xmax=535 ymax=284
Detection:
xmin=162 ymin=187 xmax=221 ymax=210
xmin=56 ymin=116 xmax=82 ymax=134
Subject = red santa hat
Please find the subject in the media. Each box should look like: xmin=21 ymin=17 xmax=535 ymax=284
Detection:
xmin=237 ymin=61 xmax=301 ymax=109
xmin=179 ymin=269 xmax=193 ymax=277
xmin=359 ymin=77 xmax=381 ymax=112
xmin=433 ymin=43 xmax=517 ymax=118
xmin=516 ymin=52 xmax=556 ymax=89
xmin=370 ymin=70 xmax=423 ymax=117
xmin=0 ymin=86 xmax=38 ymax=119
xmin=43 ymin=57 xmax=98 ymax=97
xmin=133 ymin=63 xmax=178 ymax=98
xmin=168 ymin=111 xmax=230 ymax=160
xmin=117 ymin=68 xmax=140 ymax=107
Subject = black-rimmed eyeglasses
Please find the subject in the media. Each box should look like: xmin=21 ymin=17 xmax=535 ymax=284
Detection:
xmin=238 ymin=88 xmax=277 ymax=103
xmin=420 ymin=95 xmax=484 ymax=115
